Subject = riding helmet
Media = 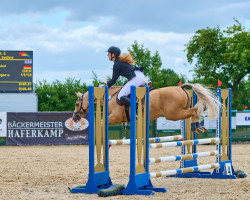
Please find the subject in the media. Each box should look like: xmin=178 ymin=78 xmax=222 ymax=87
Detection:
xmin=106 ymin=46 xmax=121 ymax=57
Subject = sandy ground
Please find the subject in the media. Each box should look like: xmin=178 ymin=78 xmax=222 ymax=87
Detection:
xmin=0 ymin=144 xmax=249 ymax=200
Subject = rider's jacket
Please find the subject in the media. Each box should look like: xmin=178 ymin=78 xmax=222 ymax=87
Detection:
xmin=107 ymin=59 xmax=136 ymax=87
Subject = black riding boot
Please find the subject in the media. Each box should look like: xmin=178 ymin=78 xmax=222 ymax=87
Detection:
xmin=120 ymin=96 xmax=130 ymax=106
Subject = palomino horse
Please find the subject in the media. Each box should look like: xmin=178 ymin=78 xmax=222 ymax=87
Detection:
xmin=72 ymin=83 xmax=220 ymax=133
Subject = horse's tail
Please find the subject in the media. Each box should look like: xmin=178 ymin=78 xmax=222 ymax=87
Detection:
xmin=181 ymin=83 xmax=220 ymax=119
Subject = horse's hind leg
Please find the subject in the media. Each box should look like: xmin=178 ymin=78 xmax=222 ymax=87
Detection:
xmin=167 ymin=107 xmax=198 ymax=121
xmin=189 ymin=107 xmax=208 ymax=133
xmin=171 ymin=107 xmax=207 ymax=133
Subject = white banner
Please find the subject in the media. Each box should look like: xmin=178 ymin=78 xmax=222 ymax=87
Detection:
xmin=204 ymin=117 xmax=236 ymax=129
xmin=157 ymin=117 xmax=181 ymax=130
xmin=0 ymin=112 xmax=7 ymax=137
xmin=236 ymin=112 xmax=250 ymax=126
xmin=204 ymin=117 xmax=217 ymax=129
xmin=157 ymin=115 xmax=237 ymax=131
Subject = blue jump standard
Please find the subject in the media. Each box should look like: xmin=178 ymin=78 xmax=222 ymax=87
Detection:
xmin=71 ymin=86 xmax=112 ymax=194
xmin=120 ymin=86 xmax=166 ymax=195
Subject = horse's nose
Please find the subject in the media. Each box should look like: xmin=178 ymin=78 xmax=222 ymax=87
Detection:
xmin=72 ymin=114 xmax=78 ymax=122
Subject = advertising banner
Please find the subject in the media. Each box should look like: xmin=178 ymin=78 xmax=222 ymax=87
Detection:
xmin=6 ymin=112 xmax=89 ymax=145
xmin=157 ymin=115 xmax=237 ymax=133
xmin=0 ymin=112 xmax=7 ymax=137
xmin=204 ymin=116 xmax=236 ymax=130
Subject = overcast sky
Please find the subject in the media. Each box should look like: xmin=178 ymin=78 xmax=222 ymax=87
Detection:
xmin=0 ymin=0 xmax=249 ymax=84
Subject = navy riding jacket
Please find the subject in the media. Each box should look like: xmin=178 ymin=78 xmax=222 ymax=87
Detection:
xmin=107 ymin=59 xmax=136 ymax=88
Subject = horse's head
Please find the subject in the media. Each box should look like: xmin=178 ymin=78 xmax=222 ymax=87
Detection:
xmin=72 ymin=92 xmax=89 ymax=122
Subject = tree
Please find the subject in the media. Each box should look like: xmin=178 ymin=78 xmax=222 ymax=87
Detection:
xmin=223 ymin=20 xmax=250 ymax=97
xmin=185 ymin=19 xmax=250 ymax=109
xmin=128 ymin=41 xmax=185 ymax=88
xmin=233 ymin=76 xmax=250 ymax=110
xmin=35 ymin=78 xmax=88 ymax=111
xmin=160 ymin=68 xmax=186 ymax=87
xmin=91 ymin=71 xmax=102 ymax=87
xmin=128 ymin=41 xmax=163 ymax=88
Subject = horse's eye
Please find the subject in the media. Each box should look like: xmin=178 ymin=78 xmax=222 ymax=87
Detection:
xmin=76 ymin=103 xmax=79 ymax=106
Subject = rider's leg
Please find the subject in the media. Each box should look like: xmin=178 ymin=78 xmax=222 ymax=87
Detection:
xmin=117 ymin=70 xmax=146 ymax=100
xmin=120 ymin=95 xmax=131 ymax=106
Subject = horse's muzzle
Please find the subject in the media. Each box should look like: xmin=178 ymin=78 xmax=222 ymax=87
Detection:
xmin=72 ymin=113 xmax=81 ymax=122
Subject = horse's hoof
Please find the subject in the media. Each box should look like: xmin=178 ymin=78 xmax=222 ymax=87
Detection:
xmin=195 ymin=126 xmax=208 ymax=133
xmin=200 ymin=126 xmax=208 ymax=132
xmin=195 ymin=127 xmax=203 ymax=133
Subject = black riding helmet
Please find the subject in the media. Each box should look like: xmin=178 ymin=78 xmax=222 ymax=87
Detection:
xmin=107 ymin=46 xmax=121 ymax=60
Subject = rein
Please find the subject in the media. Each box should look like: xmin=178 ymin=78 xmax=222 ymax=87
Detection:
xmin=109 ymin=87 xmax=122 ymax=100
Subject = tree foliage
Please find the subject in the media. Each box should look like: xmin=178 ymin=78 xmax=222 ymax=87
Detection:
xmin=35 ymin=78 xmax=88 ymax=111
xmin=185 ymin=19 xmax=250 ymax=109
xmin=91 ymin=71 xmax=102 ymax=87
xmin=128 ymin=41 xmax=162 ymax=88
xmin=128 ymin=41 xmax=185 ymax=88
xmin=160 ymin=68 xmax=186 ymax=87
xmin=233 ymin=76 xmax=250 ymax=110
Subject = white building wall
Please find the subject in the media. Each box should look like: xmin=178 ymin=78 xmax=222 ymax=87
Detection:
xmin=0 ymin=93 xmax=38 ymax=112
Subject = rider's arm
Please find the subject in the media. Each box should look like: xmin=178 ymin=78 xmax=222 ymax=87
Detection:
xmin=107 ymin=64 xmax=120 ymax=87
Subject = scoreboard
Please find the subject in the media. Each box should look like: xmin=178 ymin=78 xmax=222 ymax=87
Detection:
xmin=0 ymin=51 xmax=33 ymax=92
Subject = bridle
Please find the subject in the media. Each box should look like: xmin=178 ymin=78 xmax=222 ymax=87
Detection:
xmin=73 ymin=94 xmax=89 ymax=121
xmin=73 ymin=88 xmax=122 ymax=121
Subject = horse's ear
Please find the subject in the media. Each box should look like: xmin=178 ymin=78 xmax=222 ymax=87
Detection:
xmin=76 ymin=92 xmax=82 ymax=98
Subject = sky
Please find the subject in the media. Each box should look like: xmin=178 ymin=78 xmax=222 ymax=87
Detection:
xmin=0 ymin=0 xmax=249 ymax=84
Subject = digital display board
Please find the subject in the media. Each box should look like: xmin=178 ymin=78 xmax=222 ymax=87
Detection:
xmin=0 ymin=51 xmax=33 ymax=92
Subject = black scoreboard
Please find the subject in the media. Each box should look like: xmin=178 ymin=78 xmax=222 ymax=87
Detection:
xmin=0 ymin=51 xmax=33 ymax=92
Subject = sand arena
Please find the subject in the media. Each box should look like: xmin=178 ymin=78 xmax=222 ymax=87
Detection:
xmin=0 ymin=144 xmax=249 ymax=200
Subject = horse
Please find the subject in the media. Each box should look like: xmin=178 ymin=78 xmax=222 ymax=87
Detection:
xmin=72 ymin=83 xmax=220 ymax=133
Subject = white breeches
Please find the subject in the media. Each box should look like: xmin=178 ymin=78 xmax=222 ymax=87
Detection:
xmin=118 ymin=70 xmax=146 ymax=99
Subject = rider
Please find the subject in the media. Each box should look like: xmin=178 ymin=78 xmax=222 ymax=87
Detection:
xmin=106 ymin=46 xmax=146 ymax=106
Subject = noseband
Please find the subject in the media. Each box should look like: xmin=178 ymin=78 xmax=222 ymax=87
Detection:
xmin=73 ymin=95 xmax=89 ymax=120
